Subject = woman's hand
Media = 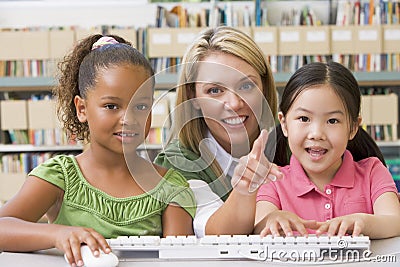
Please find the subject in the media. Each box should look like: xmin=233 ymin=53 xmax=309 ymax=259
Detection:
xmin=231 ymin=129 xmax=283 ymax=195
xmin=315 ymin=213 xmax=368 ymax=237
xmin=55 ymin=225 xmax=111 ymax=267
xmin=259 ymin=210 xmax=318 ymax=237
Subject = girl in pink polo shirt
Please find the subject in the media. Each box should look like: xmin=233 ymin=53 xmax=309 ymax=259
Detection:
xmin=255 ymin=61 xmax=400 ymax=239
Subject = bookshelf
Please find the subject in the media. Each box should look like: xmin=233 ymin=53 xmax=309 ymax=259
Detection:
xmin=1 ymin=71 xmax=400 ymax=90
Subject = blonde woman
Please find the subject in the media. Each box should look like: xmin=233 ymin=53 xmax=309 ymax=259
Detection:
xmin=155 ymin=26 xmax=283 ymax=237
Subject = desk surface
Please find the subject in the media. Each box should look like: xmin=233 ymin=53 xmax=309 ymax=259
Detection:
xmin=1 ymin=237 xmax=400 ymax=267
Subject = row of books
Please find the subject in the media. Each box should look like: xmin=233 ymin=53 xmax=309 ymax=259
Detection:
xmin=2 ymin=129 xmax=72 ymax=147
xmin=0 ymin=24 xmax=400 ymax=77
xmin=147 ymin=2 xmax=399 ymax=73
xmin=0 ymin=97 xmax=76 ymax=146
xmin=0 ymin=151 xmax=78 ymax=174
xmin=334 ymin=0 xmax=400 ymax=72
xmin=0 ymin=59 xmax=56 ymax=78
xmin=361 ymin=87 xmax=398 ymax=142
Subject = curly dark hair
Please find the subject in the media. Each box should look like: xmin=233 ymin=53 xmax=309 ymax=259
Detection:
xmin=53 ymin=34 xmax=154 ymax=143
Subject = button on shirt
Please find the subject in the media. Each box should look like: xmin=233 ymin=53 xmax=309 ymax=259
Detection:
xmin=256 ymin=150 xmax=398 ymax=227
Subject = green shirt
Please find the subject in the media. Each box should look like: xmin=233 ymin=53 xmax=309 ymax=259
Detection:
xmin=29 ymin=155 xmax=196 ymax=238
xmin=154 ymin=139 xmax=231 ymax=201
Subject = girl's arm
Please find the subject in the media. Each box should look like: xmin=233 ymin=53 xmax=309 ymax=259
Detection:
xmin=0 ymin=176 xmax=61 ymax=251
xmin=254 ymin=201 xmax=279 ymax=234
xmin=162 ymin=204 xmax=194 ymax=236
xmin=0 ymin=176 xmax=110 ymax=266
xmin=316 ymin=192 xmax=400 ymax=239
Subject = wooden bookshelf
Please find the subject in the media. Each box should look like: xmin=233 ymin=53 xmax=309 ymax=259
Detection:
xmin=0 ymin=144 xmax=83 ymax=153
xmin=1 ymin=71 xmax=399 ymax=91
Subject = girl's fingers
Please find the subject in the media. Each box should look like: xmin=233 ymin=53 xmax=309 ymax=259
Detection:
xmin=315 ymin=222 xmax=329 ymax=236
xmin=291 ymin=221 xmax=309 ymax=236
xmin=302 ymin=219 xmax=319 ymax=231
xmin=260 ymin=227 xmax=272 ymax=237
xmin=352 ymin=221 xmax=362 ymax=237
xmin=63 ymin=245 xmax=75 ymax=267
xmin=269 ymin=222 xmax=282 ymax=237
xmin=327 ymin=220 xmax=341 ymax=237
xmin=278 ymin=220 xmax=294 ymax=237
xmin=70 ymin=240 xmax=84 ymax=267
xmin=337 ymin=222 xmax=350 ymax=238
xmin=89 ymin=230 xmax=111 ymax=254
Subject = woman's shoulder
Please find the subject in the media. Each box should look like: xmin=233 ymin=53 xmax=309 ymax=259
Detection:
xmin=154 ymin=140 xmax=211 ymax=175
xmin=156 ymin=139 xmax=198 ymax=158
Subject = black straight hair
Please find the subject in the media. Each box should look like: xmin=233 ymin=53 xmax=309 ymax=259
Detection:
xmin=269 ymin=61 xmax=385 ymax=166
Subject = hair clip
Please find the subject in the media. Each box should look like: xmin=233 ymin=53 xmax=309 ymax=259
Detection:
xmin=91 ymin=36 xmax=119 ymax=50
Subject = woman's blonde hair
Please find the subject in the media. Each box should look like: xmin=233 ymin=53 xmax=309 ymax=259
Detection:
xmin=172 ymin=26 xmax=278 ymax=185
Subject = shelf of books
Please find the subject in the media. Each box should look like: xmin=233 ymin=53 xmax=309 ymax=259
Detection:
xmin=2 ymin=71 xmax=400 ymax=91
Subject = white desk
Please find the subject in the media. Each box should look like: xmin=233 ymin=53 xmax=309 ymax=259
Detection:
xmin=1 ymin=237 xmax=399 ymax=267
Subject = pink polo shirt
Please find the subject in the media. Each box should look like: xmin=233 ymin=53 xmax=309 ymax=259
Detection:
xmin=257 ymin=150 xmax=398 ymax=223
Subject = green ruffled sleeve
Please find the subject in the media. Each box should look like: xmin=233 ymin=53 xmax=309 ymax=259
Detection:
xmin=28 ymin=155 xmax=71 ymax=190
xmin=163 ymin=169 xmax=197 ymax=218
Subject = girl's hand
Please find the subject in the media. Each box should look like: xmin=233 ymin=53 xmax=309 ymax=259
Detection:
xmin=54 ymin=226 xmax=111 ymax=267
xmin=231 ymin=129 xmax=283 ymax=195
xmin=259 ymin=210 xmax=318 ymax=237
xmin=315 ymin=213 xmax=367 ymax=237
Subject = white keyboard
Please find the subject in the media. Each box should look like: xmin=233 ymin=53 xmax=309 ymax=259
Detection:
xmin=107 ymin=235 xmax=370 ymax=261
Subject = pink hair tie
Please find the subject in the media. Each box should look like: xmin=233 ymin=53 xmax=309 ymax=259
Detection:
xmin=91 ymin=36 xmax=119 ymax=50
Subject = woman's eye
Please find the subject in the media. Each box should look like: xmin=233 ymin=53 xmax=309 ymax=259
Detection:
xmin=240 ymin=82 xmax=255 ymax=91
xmin=207 ymin=87 xmax=222 ymax=95
xmin=328 ymin=118 xmax=339 ymax=124
xmin=105 ymin=104 xmax=118 ymax=110
xmin=299 ymin=116 xmax=309 ymax=122
xmin=136 ymin=104 xmax=149 ymax=111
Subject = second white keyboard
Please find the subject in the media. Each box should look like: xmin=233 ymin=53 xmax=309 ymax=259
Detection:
xmin=107 ymin=235 xmax=370 ymax=261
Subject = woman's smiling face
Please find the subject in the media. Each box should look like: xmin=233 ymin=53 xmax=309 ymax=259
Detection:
xmin=193 ymin=52 xmax=264 ymax=157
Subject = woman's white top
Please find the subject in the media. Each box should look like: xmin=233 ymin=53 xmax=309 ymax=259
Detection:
xmin=191 ymin=132 xmax=239 ymax=237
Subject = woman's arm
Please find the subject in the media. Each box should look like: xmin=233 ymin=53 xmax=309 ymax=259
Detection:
xmin=206 ymin=189 xmax=257 ymax=235
xmin=162 ymin=204 xmax=194 ymax=237
xmin=205 ymin=130 xmax=283 ymax=235
xmin=188 ymin=180 xmax=223 ymax=237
